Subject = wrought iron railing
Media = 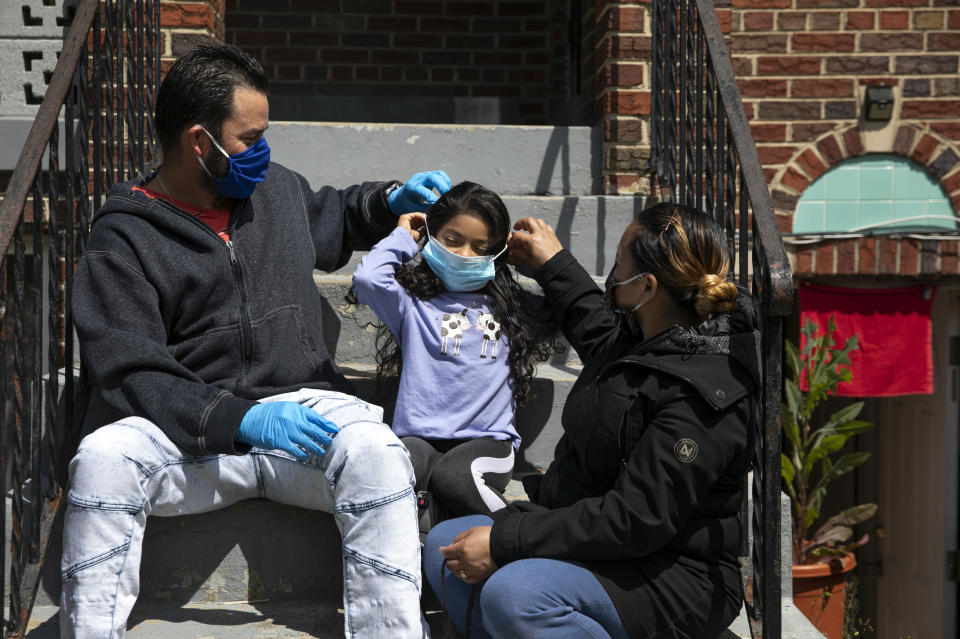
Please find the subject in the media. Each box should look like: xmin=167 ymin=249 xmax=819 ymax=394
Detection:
xmin=0 ymin=1 xmax=160 ymax=635
xmin=649 ymin=2 xmax=794 ymax=638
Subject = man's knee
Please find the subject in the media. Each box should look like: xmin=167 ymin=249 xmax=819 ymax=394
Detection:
xmin=69 ymin=419 xmax=167 ymax=498
xmin=329 ymin=421 xmax=414 ymax=487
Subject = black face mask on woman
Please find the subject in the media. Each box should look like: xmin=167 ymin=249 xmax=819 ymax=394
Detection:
xmin=601 ymin=266 xmax=648 ymax=335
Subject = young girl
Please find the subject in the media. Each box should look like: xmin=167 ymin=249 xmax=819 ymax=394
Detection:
xmin=351 ymin=181 xmax=556 ymax=520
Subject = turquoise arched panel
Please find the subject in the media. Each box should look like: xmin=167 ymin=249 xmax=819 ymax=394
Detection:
xmin=793 ymin=154 xmax=956 ymax=233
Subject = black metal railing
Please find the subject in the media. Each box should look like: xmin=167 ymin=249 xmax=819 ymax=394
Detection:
xmin=0 ymin=1 xmax=160 ymax=635
xmin=649 ymin=2 xmax=794 ymax=638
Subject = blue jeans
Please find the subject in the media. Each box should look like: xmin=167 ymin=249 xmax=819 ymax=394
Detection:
xmin=424 ymin=515 xmax=631 ymax=639
xmin=61 ymin=389 xmax=424 ymax=638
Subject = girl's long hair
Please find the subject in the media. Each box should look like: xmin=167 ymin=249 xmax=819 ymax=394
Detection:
xmin=355 ymin=181 xmax=559 ymax=406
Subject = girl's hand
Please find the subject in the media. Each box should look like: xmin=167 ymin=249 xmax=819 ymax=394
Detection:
xmin=438 ymin=526 xmax=497 ymax=584
xmin=398 ymin=212 xmax=427 ymax=242
xmin=507 ymin=217 xmax=564 ymax=271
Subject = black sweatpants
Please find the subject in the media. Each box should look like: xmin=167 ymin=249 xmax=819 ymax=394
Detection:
xmin=401 ymin=436 xmax=514 ymax=516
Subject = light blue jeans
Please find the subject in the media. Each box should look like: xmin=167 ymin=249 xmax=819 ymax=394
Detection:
xmin=60 ymin=389 xmax=425 ymax=639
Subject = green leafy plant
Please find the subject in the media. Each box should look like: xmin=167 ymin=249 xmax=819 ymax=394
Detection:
xmin=782 ymin=316 xmax=878 ymax=565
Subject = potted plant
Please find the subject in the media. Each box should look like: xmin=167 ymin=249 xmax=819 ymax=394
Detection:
xmin=781 ymin=316 xmax=878 ymax=639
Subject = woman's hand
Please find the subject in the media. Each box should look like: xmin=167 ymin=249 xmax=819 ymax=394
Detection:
xmin=397 ymin=212 xmax=427 ymax=242
xmin=507 ymin=217 xmax=564 ymax=271
xmin=438 ymin=526 xmax=497 ymax=585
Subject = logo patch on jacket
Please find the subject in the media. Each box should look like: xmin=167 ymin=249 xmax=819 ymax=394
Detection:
xmin=674 ymin=438 xmax=699 ymax=463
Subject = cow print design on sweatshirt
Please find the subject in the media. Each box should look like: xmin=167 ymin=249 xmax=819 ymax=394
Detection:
xmin=439 ymin=309 xmax=471 ymax=356
xmin=475 ymin=312 xmax=501 ymax=359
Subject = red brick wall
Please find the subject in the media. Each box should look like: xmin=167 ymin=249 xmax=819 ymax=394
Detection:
xmin=594 ymin=0 xmax=733 ymax=195
xmin=592 ymin=1 xmax=651 ymax=194
xmin=223 ymin=0 xmax=576 ymax=125
xmin=791 ymin=235 xmax=960 ymax=278
xmin=160 ymin=1 xmax=226 ymax=74
xmin=728 ymin=0 xmax=960 ymax=249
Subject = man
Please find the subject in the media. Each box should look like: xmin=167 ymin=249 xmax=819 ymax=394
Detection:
xmin=63 ymin=43 xmax=448 ymax=638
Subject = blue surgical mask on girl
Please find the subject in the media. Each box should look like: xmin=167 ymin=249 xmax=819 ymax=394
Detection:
xmin=195 ymin=126 xmax=270 ymax=199
xmin=421 ymin=225 xmax=508 ymax=292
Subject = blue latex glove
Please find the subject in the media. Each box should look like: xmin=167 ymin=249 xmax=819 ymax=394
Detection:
xmin=388 ymin=170 xmax=452 ymax=215
xmin=235 ymin=402 xmax=339 ymax=460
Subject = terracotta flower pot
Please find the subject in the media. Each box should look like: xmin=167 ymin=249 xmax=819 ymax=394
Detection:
xmin=792 ymin=553 xmax=857 ymax=639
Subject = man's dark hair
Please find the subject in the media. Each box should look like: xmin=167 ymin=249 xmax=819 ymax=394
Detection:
xmin=155 ymin=42 xmax=269 ymax=156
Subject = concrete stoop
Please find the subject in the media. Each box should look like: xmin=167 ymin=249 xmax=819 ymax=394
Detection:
xmin=26 ymin=604 xmax=461 ymax=638
xmin=20 ymin=491 xmax=820 ymax=639
xmin=26 ymin=602 xmax=353 ymax=638
xmin=25 ymin=498 xmax=472 ymax=638
xmin=22 ymin=603 xmax=806 ymax=639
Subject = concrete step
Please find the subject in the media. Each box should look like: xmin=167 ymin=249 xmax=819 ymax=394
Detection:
xmin=26 ymin=601 xmax=461 ymax=638
xmin=270 ymin=122 xmax=602 ymax=196
xmin=19 ymin=495 xmax=807 ymax=639
xmin=23 ymin=487 xmax=759 ymax=639
xmin=26 ymin=603 xmax=755 ymax=639
xmin=32 ymin=481 xmax=533 ymax=609
xmin=328 ymin=194 xmax=646 ymax=279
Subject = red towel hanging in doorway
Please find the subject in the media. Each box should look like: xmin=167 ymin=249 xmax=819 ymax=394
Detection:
xmin=798 ymin=281 xmax=935 ymax=397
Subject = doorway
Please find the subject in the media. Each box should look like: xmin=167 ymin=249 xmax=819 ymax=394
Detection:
xmin=853 ymin=288 xmax=959 ymax=639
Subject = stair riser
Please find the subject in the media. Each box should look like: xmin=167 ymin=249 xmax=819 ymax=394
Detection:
xmin=270 ymin=122 xmax=601 ymax=196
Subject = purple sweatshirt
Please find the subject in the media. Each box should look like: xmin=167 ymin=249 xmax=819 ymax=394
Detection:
xmin=352 ymin=227 xmax=518 ymax=447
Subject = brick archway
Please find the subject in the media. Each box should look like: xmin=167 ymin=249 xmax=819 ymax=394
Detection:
xmin=770 ymin=124 xmax=960 ymax=233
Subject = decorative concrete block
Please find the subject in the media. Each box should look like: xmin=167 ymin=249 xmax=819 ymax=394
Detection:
xmin=0 ymin=1 xmax=81 ymax=116
xmin=0 ymin=0 xmax=79 ymax=38
xmin=0 ymin=39 xmax=62 ymax=116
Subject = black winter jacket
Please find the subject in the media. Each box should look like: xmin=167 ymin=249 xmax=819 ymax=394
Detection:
xmin=73 ymin=163 xmax=398 ymax=456
xmin=489 ymin=250 xmax=760 ymax=638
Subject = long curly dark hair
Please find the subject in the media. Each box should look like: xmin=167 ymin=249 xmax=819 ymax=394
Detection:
xmin=354 ymin=181 xmax=559 ymax=406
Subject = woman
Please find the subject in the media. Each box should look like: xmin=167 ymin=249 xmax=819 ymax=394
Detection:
xmin=423 ymin=203 xmax=760 ymax=639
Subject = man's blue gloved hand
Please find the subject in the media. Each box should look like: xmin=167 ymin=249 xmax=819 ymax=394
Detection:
xmin=388 ymin=170 xmax=452 ymax=215
xmin=235 ymin=402 xmax=340 ymax=460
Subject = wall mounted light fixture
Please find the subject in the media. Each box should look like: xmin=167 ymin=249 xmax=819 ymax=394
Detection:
xmin=863 ymin=85 xmax=894 ymax=122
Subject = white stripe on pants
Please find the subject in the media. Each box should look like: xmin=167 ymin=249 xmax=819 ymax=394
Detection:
xmin=60 ymin=388 xmax=424 ymax=639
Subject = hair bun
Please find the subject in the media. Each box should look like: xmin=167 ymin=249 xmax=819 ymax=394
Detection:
xmin=694 ymin=274 xmax=738 ymax=318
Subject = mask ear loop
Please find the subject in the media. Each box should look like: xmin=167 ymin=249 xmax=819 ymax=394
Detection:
xmin=194 ymin=125 xmax=230 ymax=182
xmin=608 ymin=271 xmax=650 ymax=315
xmin=198 ymin=125 xmax=231 ymax=159
xmin=611 ymin=270 xmax=648 ymax=289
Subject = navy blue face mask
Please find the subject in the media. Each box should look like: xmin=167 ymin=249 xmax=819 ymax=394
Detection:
xmin=196 ymin=126 xmax=270 ymax=199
